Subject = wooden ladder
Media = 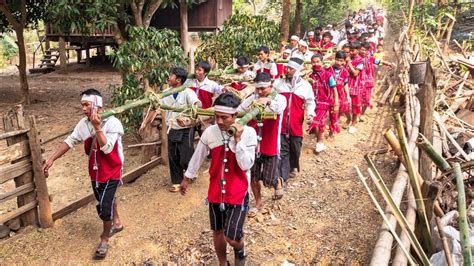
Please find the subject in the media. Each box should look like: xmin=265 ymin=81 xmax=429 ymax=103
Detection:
xmin=29 ymin=48 xmax=59 ymax=74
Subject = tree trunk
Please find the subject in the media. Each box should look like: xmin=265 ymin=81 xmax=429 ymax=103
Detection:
xmin=15 ymin=28 xmax=29 ymax=104
xmin=280 ymin=0 xmax=291 ymax=42
xmin=180 ymin=0 xmax=189 ymax=55
xmin=294 ymin=0 xmax=302 ymax=37
xmin=58 ymin=36 xmax=67 ymax=69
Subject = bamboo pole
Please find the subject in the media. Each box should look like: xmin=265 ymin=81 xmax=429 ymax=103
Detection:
xmin=395 ymin=113 xmax=433 ymax=255
xmin=453 ymin=163 xmax=473 ymax=266
xmin=417 ymin=133 xmax=451 ymax=171
xmin=435 ymin=216 xmax=454 ymax=266
xmin=355 ymin=166 xmax=417 ymax=266
xmin=366 ymin=164 xmax=430 ymax=265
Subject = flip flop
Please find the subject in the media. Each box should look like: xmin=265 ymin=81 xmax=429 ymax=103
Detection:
xmin=247 ymin=207 xmax=258 ymax=218
xmin=169 ymin=184 xmax=180 ymax=193
xmin=272 ymin=178 xmax=284 ymax=200
xmin=110 ymin=225 xmax=124 ymax=237
xmin=94 ymin=242 xmax=108 ymax=260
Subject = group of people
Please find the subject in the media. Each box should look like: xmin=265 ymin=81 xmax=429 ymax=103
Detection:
xmin=41 ymin=6 xmax=393 ymax=265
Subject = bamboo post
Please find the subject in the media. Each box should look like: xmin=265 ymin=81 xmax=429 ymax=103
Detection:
xmin=417 ymin=133 xmax=451 ymax=171
xmin=453 ymin=163 xmax=473 ymax=266
xmin=395 ymin=113 xmax=433 ymax=255
xmin=355 ymin=166 xmax=417 ymax=266
xmin=365 ymin=164 xmax=430 ymax=265
xmin=27 ymin=116 xmax=53 ymax=228
xmin=435 ymin=216 xmax=454 ymax=266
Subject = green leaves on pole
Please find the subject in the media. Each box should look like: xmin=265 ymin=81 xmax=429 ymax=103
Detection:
xmin=196 ymin=11 xmax=280 ymax=67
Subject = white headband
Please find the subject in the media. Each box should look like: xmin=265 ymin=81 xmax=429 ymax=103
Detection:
xmin=255 ymin=81 xmax=272 ymax=88
xmin=239 ymin=64 xmax=250 ymax=68
xmin=287 ymin=60 xmax=303 ymax=71
xmin=81 ymin=94 xmax=103 ymax=107
xmin=214 ymin=105 xmax=237 ymax=114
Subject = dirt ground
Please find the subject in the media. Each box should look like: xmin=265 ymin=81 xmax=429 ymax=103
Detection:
xmin=0 ymin=30 xmax=400 ymax=265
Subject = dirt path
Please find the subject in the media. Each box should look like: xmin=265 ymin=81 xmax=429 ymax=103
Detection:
xmin=0 ymin=92 xmax=397 ymax=264
xmin=1 ymin=26 xmax=400 ymax=265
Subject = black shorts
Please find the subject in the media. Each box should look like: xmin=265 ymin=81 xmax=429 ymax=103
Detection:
xmin=91 ymin=180 xmax=120 ymax=221
xmin=251 ymin=155 xmax=279 ymax=188
xmin=209 ymin=197 xmax=248 ymax=241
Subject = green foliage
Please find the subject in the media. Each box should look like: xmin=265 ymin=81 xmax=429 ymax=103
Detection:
xmin=110 ymin=26 xmax=185 ymax=85
xmin=0 ymin=0 xmax=46 ymax=32
xmin=45 ymin=0 xmax=129 ymax=35
xmin=0 ymin=34 xmax=18 ymax=60
xmin=109 ymin=26 xmax=185 ymax=129
xmin=109 ymin=75 xmax=144 ymax=130
xmin=196 ymin=12 xmax=280 ymax=67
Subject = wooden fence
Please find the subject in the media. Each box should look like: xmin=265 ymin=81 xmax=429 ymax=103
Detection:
xmin=1 ymin=105 xmax=53 ymax=239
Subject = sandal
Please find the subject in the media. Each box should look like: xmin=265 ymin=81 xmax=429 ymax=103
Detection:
xmin=94 ymin=242 xmax=108 ymax=259
xmin=110 ymin=225 xmax=124 ymax=237
xmin=247 ymin=207 xmax=258 ymax=218
xmin=272 ymin=177 xmax=284 ymax=200
xmin=169 ymin=184 xmax=180 ymax=193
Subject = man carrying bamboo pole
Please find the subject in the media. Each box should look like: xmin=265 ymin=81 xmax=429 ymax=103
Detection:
xmin=237 ymin=72 xmax=287 ymax=215
xmin=274 ymin=57 xmax=316 ymax=180
xmin=140 ymin=67 xmax=201 ymax=192
xmin=180 ymin=92 xmax=257 ymax=265
xmin=189 ymin=60 xmax=223 ymax=109
xmin=42 ymin=88 xmax=124 ymax=259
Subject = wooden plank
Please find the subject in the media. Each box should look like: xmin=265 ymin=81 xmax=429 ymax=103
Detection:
xmin=52 ymin=194 xmax=95 ymax=221
xmin=0 ymin=159 xmax=32 ymax=184
xmin=0 ymin=129 xmax=29 ymax=141
xmin=53 ymin=157 xmax=162 ymax=221
xmin=0 ymin=200 xmax=37 ymax=225
xmin=28 ymin=116 xmax=53 ymax=228
xmin=122 ymin=156 xmax=162 ymax=183
xmin=0 ymin=183 xmax=35 ymax=203
xmin=0 ymin=140 xmax=30 ymax=165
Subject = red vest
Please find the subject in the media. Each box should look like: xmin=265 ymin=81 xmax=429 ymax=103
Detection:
xmin=208 ymin=145 xmax=248 ymax=205
xmin=308 ymin=38 xmax=319 ymax=48
xmin=276 ymin=63 xmax=287 ymax=78
xmin=320 ymin=41 xmax=334 ymax=50
xmin=280 ymin=93 xmax=306 ymax=137
xmin=190 ymin=87 xmax=214 ymax=109
xmin=84 ymin=137 xmax=122 ymax=183
xmin=348 ymin=56 xmax=364 ymax=96
xmin=310 ymin=69 xmax=334 ymax=110
xmin=329 ymin=66 xmax=350 ymax=104
xmin=248 ymin=116 xmax=280 ymax=156
xmin=230 ymin=82 xmax=247 ymax=91
xmin=363 ymin=56 xmax=376 ymax=88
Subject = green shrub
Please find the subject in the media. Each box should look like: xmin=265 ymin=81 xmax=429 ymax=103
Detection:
xmin=196 ymin=12 xmax=280 ymax=67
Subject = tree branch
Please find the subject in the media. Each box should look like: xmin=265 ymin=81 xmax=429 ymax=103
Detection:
xmin=20 ymin=0 xmax=27 ymax=26
xmin=0 ymin=1 xmax=21 ymax=30
xmin=142 ymin=0 xmax=163 ymax=28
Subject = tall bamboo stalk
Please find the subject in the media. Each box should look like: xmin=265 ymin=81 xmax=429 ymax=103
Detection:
xmin=453 ymin=163 xmax=473 ymax=266
xmin=395 ymin=113 xmax=433 ymax=255
xmin=417 ymin=133 xmax=451 ymax=171
xmin=365 ymin=156 xmax=430 ymax=265
xmin=355 ymin=166 xmax=417 ymax=266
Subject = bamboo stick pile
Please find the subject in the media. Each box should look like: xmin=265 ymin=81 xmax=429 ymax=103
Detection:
xmin=359 ymin=21 xmax=473 ymax=265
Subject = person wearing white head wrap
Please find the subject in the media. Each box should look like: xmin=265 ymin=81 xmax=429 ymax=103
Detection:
xmin=288 ymin=35 xmax=300 ymax=50
xmin=293 ymin=40 xmax=313 ymax=61
xmin=273 ymin=57 xmax=315 ymax=181
xmin=236 ymin=72 xmax=287 ymax=206
xmin=43 ymin=88 xmax=125 ymax=259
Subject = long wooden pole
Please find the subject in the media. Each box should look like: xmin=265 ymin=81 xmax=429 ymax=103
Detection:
xmin=453 ymin=163 xmax=473 ymax=266
xmin=366 ymin=165 xmax=430 ymax=265
xmin=395 ymin=113 xmax=433 ymax=255
xmin=355 ymin=166 xmax=417 ymax=265
xmin=417 ymin=133 xmax=451 ymax=171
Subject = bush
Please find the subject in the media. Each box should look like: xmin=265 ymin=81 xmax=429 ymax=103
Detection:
xmin=196 ymin=12 xmax=280 ymax=67
xmin=108 ymin=27 xmax=185 ymax=130
xmin=0 ymin=34 xmax=18 ymax=66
